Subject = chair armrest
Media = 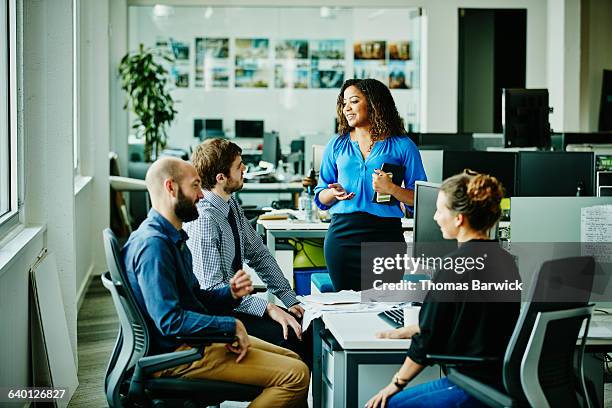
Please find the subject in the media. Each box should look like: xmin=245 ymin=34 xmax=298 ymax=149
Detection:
xmin=137 ymin=347 xmax=203 ymax=375
xmin=137 ymin=334 xmax=236 ymax=375
xmin=109 ymin=176 xmax=147 ymax=191
xmin=176 ymin=335 xmax=237 ymax=344
xmin=426 ymin=354 xmax=499 ymax=366
xmin=447 ymin=369 xmax=516 ymax=408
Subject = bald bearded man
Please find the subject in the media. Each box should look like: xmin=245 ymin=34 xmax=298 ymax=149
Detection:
xmin=122 ymin=157 xmax=309 ymax=408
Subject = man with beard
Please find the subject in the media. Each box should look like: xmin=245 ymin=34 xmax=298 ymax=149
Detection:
xmin=122 ymin=157 xmax=310 ymax=407
xmin=184 ymin=139 xmax=311 ymax=368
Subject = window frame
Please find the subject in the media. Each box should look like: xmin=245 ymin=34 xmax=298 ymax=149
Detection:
xmin=0 ymin=0 xmax=20 ymax=239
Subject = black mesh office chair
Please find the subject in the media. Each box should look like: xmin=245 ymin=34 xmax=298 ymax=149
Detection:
xmin=428 ymin=256 xmax=596 ymax=408
xmin=102 ymin=228 xmax=262 ymax=407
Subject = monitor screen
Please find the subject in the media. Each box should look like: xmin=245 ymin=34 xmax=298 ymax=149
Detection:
xmin=418 ymin=133 xmax=473 ymax=150
xmin=563 ymin=132 xmax=612 ymax=148
xmin=205 ymin=119 xmax=223 ymax=131
xmin=442 ymin=151 xmax=517 ymax=197
xmin=413 ymin=182 xmax=453 ymax=258
xmin=262 ymin=132 xmax=281 ymax=165
xmin=517 ymin=151 xmax=595 ymax=196
xmin=502 ymin=88 xmax=550 ymax=148
xmin=235 ymin=120 xmax=264 ymax=138
xmin=596 ymin=155 xmax=612 ymax=172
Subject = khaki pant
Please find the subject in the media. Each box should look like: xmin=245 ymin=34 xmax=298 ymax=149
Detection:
xmin=157 ymin=336 xmax=309 ymax=407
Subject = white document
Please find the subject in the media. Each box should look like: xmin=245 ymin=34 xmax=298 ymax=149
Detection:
xmin=299 ymin=290 xmax=361 ymax=305
xmin=580 ymin=205 xmax=612 ymax=263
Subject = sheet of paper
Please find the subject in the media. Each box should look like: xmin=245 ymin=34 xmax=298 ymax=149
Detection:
xmin=299 ymin=290 xmax=361 ymax=305
xmin=581 ymin=205 xmax=612 ymax=263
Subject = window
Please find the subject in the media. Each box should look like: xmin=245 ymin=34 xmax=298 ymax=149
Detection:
xmin=0 ymin=0 xmax=19 ymax=236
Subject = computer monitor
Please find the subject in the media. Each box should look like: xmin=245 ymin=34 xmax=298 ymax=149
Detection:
xmin=563 ymin=132 xmax=612 ymax=148
xmin=262 ymin=132 xmax=281 ymax=166
xmin=413 ymin=181 xmax=453 ymax=258
xmin=418 ymin=133 xmax=473 ymax=150
xmin=597 ymin=171 xmax=612 ymax=197
xmin=596 ymin=154 xmax=612 ymax=172
xmin=516 ymin=151 xmax=595 ymax=196
xmin=502 ymin=88 xmax=550 ymax=148
xmin=235 ymin=120 xmax=264 ymax=138
xmin=442 ymin=151 xmax=518 ymax=197
xmin=205 ymin=119 xmax=222 ymax=131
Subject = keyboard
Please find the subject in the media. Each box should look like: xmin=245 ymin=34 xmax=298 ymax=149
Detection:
xmin=378 ymin=308 xmax=404 ymax=329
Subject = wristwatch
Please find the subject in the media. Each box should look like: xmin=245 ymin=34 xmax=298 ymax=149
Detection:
xmin=393 ymin=372 xmax=409 ymax=389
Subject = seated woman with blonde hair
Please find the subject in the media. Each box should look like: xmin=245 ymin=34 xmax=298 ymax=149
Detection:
xmin=366 ymin=170 xmax=521 ymax=408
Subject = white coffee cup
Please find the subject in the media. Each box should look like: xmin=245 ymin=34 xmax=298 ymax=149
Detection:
xmin=403 ymin=306 xmax=421 ymax=327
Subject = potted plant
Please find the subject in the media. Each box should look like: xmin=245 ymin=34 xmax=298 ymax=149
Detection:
xmin=119 ymin=44 xmax=177 ymax=162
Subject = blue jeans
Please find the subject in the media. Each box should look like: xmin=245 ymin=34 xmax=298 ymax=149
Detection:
xmin=386 ymin=377 xmax=487 ymax=408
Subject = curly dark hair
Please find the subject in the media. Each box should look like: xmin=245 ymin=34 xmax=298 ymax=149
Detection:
xmin=191 ymin=138 xmax=242 ymax=190
xmin=336 ymin=78 xmax=407 ymax=149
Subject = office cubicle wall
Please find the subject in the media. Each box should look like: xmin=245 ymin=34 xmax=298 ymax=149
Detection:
xmin=511 ymin=196 xmax=612 ymax=306
xmin=511 ymin=197 xmax=612 ymax=242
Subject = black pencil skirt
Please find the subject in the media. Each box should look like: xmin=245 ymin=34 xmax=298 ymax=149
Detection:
xmin=324 ymin=212 xmax=404 ymax=291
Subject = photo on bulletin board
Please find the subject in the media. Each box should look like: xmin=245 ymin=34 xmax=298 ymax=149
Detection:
xmin=354 ymin=60 xmax=387 ymax=84
xmin=389 ymin=41 xmax=411 ymax=61
xmin=235 ymin=38 xmax=270 ymax=88
xmin=211 ymin=66 xmax=230 ymax=88
xmin=195 ymin=37 xmax=230 ymax=88
xmin=388 ymin=61 xmax=410 ymax=89
xmin=275 ymin=62 xmax=309 ymax=88
xmin=195 ymin=38 xmax=205 ymax=87
xmin=235 ymin=67 xmax=269 ymax=88
xmin=311 ymin=59 xmax=344 ymax=88
xmin=171 ymin=65 xmax=189 ymax=88
xmin=311 ymin=39 xmax=345 ymax=60
xmin=276 ymin=40 xmax=309 ymax=59
xmin=204 ymin=37 xmax=229 ymax=58
xmin=353 ymin=40 xmax=386 ymax=60
xmin=171 ymin=39 xmax=190 ymax=61
xmin=235 ymin=38 xmax=270 ymax=59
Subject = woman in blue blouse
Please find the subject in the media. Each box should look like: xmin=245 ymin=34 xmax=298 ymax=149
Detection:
xmin=314 ymin=78 xmax=427 ymax=291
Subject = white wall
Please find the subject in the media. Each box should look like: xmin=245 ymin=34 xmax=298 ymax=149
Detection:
xmin=128 ymin=6 xmax=421 ymax=151
xmin=23 ymin=0 xmax=79 ymax=358
xmin=0 ymin=0 xmax=111 ymax=395
xmin=77 ymin=0 xmax=111 ymax=289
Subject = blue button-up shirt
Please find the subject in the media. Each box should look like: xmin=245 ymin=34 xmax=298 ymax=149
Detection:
xmin=122 ymin=209 xmax=239 ymax=353
xmin=314 ymin=134 xmax=427 ymax=217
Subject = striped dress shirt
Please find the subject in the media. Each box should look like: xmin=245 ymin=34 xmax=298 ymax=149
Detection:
xmin=184 ymin=190 xmax=299 ymax=317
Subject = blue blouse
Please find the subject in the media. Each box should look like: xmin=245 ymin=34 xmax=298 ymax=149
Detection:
xmin=314 ymin=134 xmax=427 ymax=218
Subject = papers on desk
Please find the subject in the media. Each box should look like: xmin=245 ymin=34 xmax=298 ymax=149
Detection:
xmin=298 ymin=291 xmax=400 ymax=331
xmin=301 ymin=290 xmax=361 ymax=304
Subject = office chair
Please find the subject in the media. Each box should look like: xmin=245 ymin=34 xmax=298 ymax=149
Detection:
xmin=427 ymin=256 xmax=596 ymax=408
xmin=102 ymin=228 xmax=262 ymax=407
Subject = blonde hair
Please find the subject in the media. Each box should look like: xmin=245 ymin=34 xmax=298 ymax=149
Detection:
xmin=440 ymin=169 xmax=505 ymax=232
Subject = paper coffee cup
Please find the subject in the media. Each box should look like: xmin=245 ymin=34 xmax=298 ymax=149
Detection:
xmin=403 ymin=306 xmax=421 ymax=327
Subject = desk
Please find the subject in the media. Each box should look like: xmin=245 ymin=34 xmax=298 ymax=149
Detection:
xmin=312 ymin=312 xmax=439 ymax=408
xmin=239 ymin=182 xmax=304 ymax=207
xmin=257 ymin=218 xmax=414 ymax=259
xmin=311 ymin=309 xmax=612 ymax=408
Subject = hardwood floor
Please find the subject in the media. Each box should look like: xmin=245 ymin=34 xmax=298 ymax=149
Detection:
xmin=68 ymin=276 xmax=118 ymax=408
xmin=69 ymin=276 xmax=612 ymax=407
